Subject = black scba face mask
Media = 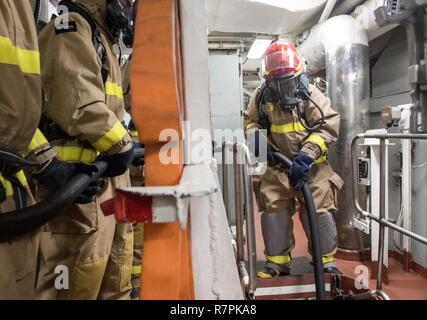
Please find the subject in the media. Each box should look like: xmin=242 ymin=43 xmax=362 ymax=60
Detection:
xmin=106 ymin=0 xmax=134 ymax=47
xmin=266 ymin=73 xmax=310 ymax=110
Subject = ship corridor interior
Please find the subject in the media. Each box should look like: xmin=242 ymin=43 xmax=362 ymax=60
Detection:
xmin=1 ymin=0 xmax=427 ymax=303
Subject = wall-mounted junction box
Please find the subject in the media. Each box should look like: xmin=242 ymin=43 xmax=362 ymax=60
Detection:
xmin=358 ymin=157 xmax=371 ymax=186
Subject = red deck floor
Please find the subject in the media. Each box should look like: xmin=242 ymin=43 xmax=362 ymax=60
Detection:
xmin=254 ymin=209 xmax=427 ymax=300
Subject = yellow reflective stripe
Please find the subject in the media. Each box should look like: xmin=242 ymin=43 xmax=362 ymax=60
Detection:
xmin=306 ymin=134 xmax=328 ymax=154
xmin=0 ymin=171 xmax=28 ymax=197
xmin=15 ymin=170 xmax=28 ymax=187
xmin=271 ymin=121 xmax=306 ymax=134
xmin=25 ymin=129 xmax=49 ymax=154
xmin=92 ymin=122 xmax=127 ymax=152
xmin=132 ymin=265 xmax=142 ymax=275
xmin=55 ymin=146 xmax=100 ymax=164
xmin=322 ymin=256 xmax=335 ymax=265
xmin=129 ymin=130 xmax=139 ymax=138
xmin=0 ymin=174 xmax=14 ymax=197
xmin=0 ymin=36 xmax=40 ymax=74
xmin=266 ymin=254 xmax=292 ymax=265
xmin=314 ymin=155 xmax=327 ymax=165
xmin=105 ymin=81 xmax=124 ymax=99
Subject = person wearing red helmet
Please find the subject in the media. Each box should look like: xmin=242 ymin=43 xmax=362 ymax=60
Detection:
xmin=244 ymin=41 xmax=343 ymax=278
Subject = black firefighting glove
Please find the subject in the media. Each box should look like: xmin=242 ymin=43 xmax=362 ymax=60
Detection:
xmin=77 ymin=177 xmax=107 ymax=204
xmin=33 ymin=158 xmax=103 ymax=204
xmin=99 ymin=143 xmax=135 ymax=178
xmin=33 ymin=158 xmax=76 ymax=191
xmin=132 ymin=142 xmax=145 ymax=167
xmin=288 ymin=152 xmax=314 ymax=190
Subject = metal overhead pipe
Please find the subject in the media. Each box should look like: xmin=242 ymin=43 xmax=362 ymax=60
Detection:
xmin=318 ymin=0 xmax=338 ymax=24
xmin=298 ymin=15 xmax=370 ymax=251
xmin=272 ymin=152 xmax=326 ymax=301
xmin=298 ymin=15 xmax=368 ymax=75
xmin=330 ymin=0 xmax=366 ymax=17
xmin=352 ymin=0 xmax=398 ymax=41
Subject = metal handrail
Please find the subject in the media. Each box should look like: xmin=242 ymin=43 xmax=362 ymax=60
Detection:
xmin=221 ymin=140 xmax=258 ymax=296
xmin=351 ymin=132 xmax=427 ymax=290
xmin=222 ymin=141 xmax=232 ymax=223
xmin=233 ymin=143 xmax=245 ymax=264
xmin=237 ymin=142 xmax=258 ymax=295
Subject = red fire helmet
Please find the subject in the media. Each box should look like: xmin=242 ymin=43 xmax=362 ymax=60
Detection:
xmin=263 ymin=41 xmax=303 ymax=80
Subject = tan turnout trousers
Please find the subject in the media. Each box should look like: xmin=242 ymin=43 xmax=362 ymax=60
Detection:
xmin=35 ymin=0 xmax=133 ymax=300
xmin=0 ymin=0 xmax=43 ymax=299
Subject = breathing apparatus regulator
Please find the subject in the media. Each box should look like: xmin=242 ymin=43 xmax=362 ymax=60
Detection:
xmin=258 ymin=41 xmax=325 ymax=132
xmin=106 ymin=0 xmax=136 ymax=48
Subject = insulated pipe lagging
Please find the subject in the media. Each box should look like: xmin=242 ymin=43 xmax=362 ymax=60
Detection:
xmin=298 ymin=14 xmax=371 ymax=251
xmin=272 ymin=152 xmax=326 ymax=300
xmin=298 ymin=15 xmax=368 ymax=75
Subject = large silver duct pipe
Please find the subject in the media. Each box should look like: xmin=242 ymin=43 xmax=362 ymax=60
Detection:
xmin=299 ymin=15 xmax=370 ymax=251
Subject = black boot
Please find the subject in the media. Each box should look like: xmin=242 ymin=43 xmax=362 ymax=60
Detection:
xmin=257 ymin=257 xmax=291 ymax=279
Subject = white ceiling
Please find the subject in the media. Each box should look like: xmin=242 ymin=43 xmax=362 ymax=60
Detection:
xmin=208 ymin=0 xmax=328 ymax=37
xmin=247 ymin=0 xmax=329 ymax=11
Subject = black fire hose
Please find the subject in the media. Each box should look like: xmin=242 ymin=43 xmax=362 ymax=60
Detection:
xmin=272 ymin=152 xmax=326 ymax=300
xmin=0 ymin=161 xmax=108 ymax=242
xmin=0 ymin=146 xmax=145 ymax=242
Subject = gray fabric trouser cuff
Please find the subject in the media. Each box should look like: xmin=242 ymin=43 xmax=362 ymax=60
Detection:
xmin=261 ymin=211 xmax=293 ymax=256
xmin=300 ymin=211 xmax=338 ymax=256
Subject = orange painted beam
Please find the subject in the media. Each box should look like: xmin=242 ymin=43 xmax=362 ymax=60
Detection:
xmin=131 ymin=0 xmax=194 ymax=300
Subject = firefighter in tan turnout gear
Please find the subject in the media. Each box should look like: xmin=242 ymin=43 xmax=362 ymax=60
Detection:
xmin=244 ymin=41 xmax=344 ymax=278
xmin=121 ymin=54 xmax=145 ymax=300
xmin=0 ymin=0 xmax=98 ymax=299
xmin=35 ymin=0 xmax=137 ymax=299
